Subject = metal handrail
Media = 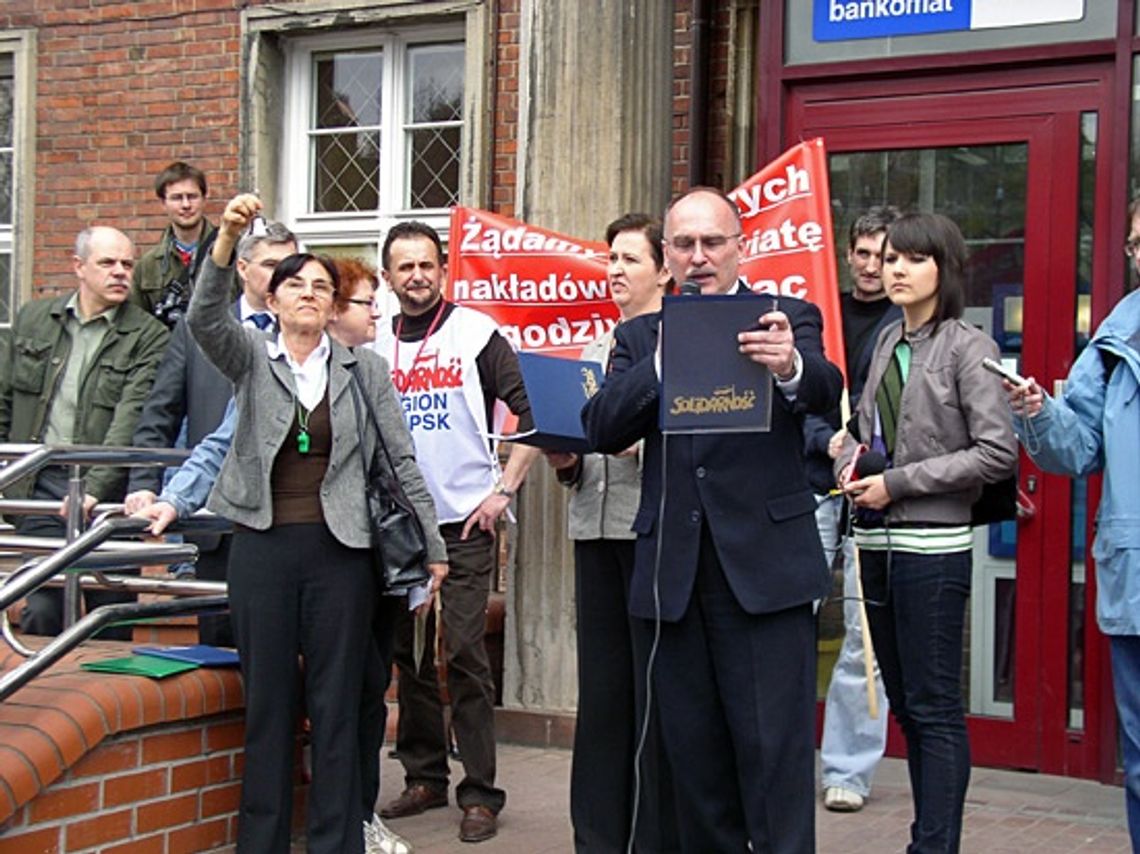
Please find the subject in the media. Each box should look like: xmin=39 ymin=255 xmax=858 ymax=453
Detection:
xmin=0 ymin=515 xmax=193 ymax=615
xmin=0 ymin=594 xmax=230 ymax=702
xmin=0 ymin=443 xmax=194 ymax=627
xmin=0 ymin=443 xmax=236 ymax=700
xmin=0 ymin=443 xmax=187 ymax=493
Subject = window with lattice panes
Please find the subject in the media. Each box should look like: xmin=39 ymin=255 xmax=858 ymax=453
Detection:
xmin=282 ymin=27 xmax=464 ymax=253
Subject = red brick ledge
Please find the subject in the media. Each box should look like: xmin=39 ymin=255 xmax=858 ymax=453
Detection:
xmin=0 ymin=642 xmax=245 ymax=826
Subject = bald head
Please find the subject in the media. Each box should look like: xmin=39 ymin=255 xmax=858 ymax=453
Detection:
xmin=75 ymin=226 xmax=134 ymax=262
xmin=662 ymin=188 xmax=744 ymax=295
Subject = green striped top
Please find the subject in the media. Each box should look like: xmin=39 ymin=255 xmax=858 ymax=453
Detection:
xmin=853 ymin=525 xmax=973 ymax=554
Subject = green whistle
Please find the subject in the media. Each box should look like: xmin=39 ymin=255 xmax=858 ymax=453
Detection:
xmin=297 ymin=430 xmax=310 ymax=454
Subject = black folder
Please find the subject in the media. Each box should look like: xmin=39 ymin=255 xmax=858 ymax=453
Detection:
xmin=511 ymin=352 xmax=605 ymax=453
xmin=660 ymin=293 xmax=775 ymax=433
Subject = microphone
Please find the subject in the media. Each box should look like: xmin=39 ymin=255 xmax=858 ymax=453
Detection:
xmin=679 ymin=279 xmax=700 ymax=296
xmin=854 ymin=450 xmax=887 ymax=479
xmin=828 ymin=448 xmax=887 ymax=496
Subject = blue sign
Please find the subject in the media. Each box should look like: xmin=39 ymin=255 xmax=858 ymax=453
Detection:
xmin=814 ymin=0 xmax=1084 ymax=42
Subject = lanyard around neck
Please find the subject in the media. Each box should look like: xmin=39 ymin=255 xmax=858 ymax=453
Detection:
xmin=392 ymin=300 xmax=446 ymax=393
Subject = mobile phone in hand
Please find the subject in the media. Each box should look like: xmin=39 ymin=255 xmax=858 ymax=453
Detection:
xmin=981 ymin=357 xmax=1028 ymax=387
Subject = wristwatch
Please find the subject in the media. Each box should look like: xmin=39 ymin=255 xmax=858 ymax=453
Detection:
xmin=492 ymin=481 xmax=515 ymax=499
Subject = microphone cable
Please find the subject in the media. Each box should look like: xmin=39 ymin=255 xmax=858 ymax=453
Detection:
xmin=627 ymin=284 xmax=698 ymax=851
xmin=626 ymin=431 xmax=668 ymax=854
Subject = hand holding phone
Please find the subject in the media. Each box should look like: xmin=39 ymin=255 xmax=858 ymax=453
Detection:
xmin=981 ymin=357 xmax=1028 ymax=387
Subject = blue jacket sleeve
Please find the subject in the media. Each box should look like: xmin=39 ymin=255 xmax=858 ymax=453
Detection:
xmin=159 ymin=398 xmax=236 ymax=517
xmin=1016 ymin=346 xmax=1106 ymax=478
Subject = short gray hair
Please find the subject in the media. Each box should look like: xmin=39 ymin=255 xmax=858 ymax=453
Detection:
xmin=75 ymin=226 xmax=132 ymax=261
xmin=236 ymin=221 xmax=297 ymax=262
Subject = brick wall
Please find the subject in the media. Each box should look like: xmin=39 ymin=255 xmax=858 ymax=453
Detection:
xmin=671 ymin=1 xmax=693 ymax=195
xmin=0 ymin=0 xmax=245 ymax=298
xmin=671 ymin=0 xmax=737 ymax=196
xmin=0 ymin=641 xmax=271 ymax=852
xmin=492 ymin=0 xmax=520 ymax=218
xmin=0 ymin=715 xmax=250 ymax=853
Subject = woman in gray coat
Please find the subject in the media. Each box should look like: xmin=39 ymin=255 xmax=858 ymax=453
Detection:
xmin=187 ymin=194 xmax=448 ymax=854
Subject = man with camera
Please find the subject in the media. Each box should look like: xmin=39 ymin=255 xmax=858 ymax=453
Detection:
xmin=130 ymin=161 xmax=218 ymax=328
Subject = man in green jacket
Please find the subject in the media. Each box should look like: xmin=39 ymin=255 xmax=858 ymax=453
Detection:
xmin=130 ymin=160 xmax=218 ymax=328
xmin=0 ymin=225 xmax=170 ymax=636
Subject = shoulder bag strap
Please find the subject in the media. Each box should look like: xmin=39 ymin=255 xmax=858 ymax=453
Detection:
xmin=348 ymin=363 xmax=414 ymax=508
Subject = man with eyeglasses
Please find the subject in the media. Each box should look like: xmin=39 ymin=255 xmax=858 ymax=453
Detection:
xmin=0 ymin=226 xmax=169 ymax=639
xmin=1004 ymin=195 xmax=1140 ymax=849
xmin=583 ymin=187 xmax=843 ymax=852
xmin=124 ymin=219 xmax=296 ymax=645
xmin=130 ymin=161 xmax=219 ymax=328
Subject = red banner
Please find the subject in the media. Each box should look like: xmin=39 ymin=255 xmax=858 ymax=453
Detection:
xmin=447 ymin=138 xmax=844 ymax=379
xmin=729 ymin=138 xmax=846 ymax=383
xmin=446 ymin=207 xmax=617 ymax=357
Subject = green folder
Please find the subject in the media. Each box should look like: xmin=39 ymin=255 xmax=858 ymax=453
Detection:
xmin=79 ymin=655 xmax=199 ymax=679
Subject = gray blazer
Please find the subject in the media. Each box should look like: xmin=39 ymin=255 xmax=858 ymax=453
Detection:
xmin=186 ymin=257 xmax=446 ymax=563
xmin=564 ymin=331 xmax=641 ymax=541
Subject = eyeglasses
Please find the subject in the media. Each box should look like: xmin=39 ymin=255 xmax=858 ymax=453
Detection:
xmin=664 ymin=233 xmax=741 ymax=256
xmin=344 ymin=298 xmax=377 ymax=309
xmin=1124 ymin=239 xmax=1140 ymax=259
xmin=279 ymin=278 xmax=335 ymax=300
xmin=165 ymin=193 xmax=202 ymax=205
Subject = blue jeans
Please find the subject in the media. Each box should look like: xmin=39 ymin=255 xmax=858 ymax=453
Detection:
xmin=1109 ymin=635 xmax=1140 ymax=850
xmin=817 ymin=495 xmax=888 ymax=798
xmin=861 ymin=548 xmax=971 ymax=854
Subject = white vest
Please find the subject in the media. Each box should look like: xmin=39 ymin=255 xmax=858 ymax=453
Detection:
xmin=371 ymin=305 xmax=503 ymax=524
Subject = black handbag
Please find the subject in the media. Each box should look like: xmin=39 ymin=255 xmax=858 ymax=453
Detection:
xmin=970 ymin=474 xmax=1019 ymax=527
xmin=348 ymin=366 xmax=431 ymax=594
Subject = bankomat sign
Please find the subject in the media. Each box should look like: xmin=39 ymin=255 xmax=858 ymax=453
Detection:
xmin=814 ymin=0 xmax=1084 ymax=42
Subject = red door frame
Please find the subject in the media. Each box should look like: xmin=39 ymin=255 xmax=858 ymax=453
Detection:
xmin=784 ymin=67 xmax=1118 ymax=779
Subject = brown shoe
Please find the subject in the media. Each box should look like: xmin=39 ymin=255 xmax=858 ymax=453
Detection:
xmin=459 ymin=805 xmax=497 ymax=843
xmin=379 ymin=784 xmax=448 ymax=819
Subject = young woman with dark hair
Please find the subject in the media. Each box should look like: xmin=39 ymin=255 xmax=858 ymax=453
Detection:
xmin=836 ymin=212 xmax=1017 ymax=853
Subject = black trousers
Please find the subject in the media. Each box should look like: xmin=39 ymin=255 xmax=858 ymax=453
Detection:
xmin=571 ymin=538 xmax=679 ymax=853
xmin=228 ymin=524 xmax=374 ymax=854
xmin=193 ymin=534 xmax=234 ymax=647
xmin=652 ymin=525 xmax=817 ymax=853
xmin=391 ymin=523 xmax=505 ymax=813
xmin=360 ymin=593 xmax=402 ymax=819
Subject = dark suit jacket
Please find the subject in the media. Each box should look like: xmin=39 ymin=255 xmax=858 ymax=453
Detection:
xmin=128 ymin=306 xmax=240 ymax=495
xmin=582 ymin=292 xmax=844 ymax=621
xmin=802 ymin=297 xmax=902 ymax=492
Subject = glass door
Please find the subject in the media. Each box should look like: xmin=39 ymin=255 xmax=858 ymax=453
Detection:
xmin=791 ymin=69 xmax=1113 ymax=776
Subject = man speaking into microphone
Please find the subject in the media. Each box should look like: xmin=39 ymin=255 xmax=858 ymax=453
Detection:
xmin=583 ymin=187 xmax=843 ymax=852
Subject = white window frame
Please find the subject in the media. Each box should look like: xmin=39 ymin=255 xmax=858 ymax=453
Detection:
xmin=280 ymin=23 xmax=465 ymax=251
xmin=0 ymin=30 xmax=35 ymax=326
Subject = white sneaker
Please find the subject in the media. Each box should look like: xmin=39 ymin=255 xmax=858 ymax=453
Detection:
xmin=823 ymin=786 xmax=865 ymax=812
xmin=363 ymin=813 xmax=414 ymax=854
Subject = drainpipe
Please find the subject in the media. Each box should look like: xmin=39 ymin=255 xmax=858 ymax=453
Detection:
xmin=687 ymin=0 xmax=710 ymax=187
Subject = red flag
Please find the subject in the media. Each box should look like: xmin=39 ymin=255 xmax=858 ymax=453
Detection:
xmin=446 ymin=207 xmax=617 ymax=357
xmin=729 ymin=138 xmax=846 ymax=384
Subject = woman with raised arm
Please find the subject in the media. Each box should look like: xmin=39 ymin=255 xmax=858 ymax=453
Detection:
xmin=186 ymin=194 xmax=447 ymax=854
